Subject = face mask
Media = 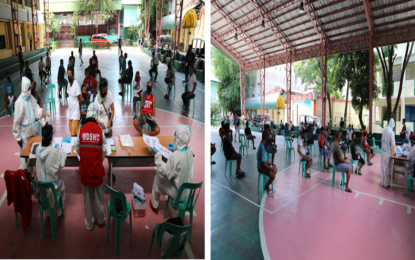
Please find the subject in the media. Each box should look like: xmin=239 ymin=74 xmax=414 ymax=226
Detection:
xmin=349 ymin=127 xmax=351 ymax=130
xmin=101 ymin=92 xmax=107 ymax=98
xmin=7 ymin=77 xmax=10 ymax=81
xmin=68 ymin=76 xmax=73 ymax=84
xmin=168 ymin=65 xmax=171 ymax=69
xmin=188 ymin=69 xmax=192 ymax=74
xmin=147 ymin=86 xmax=152 ymax=93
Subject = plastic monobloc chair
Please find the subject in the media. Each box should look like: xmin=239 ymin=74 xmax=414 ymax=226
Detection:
xmin=45 ymin=84 xmax=56 ymax=116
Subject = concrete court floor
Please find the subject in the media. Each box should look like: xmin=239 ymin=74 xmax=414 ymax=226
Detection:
xmin=0 ymin=46 xmax=205 ymax=123
xmin=0 ymin=47 xmax=205 ymax=258
xmin=211 ymin=126 xmax=415 ymax=260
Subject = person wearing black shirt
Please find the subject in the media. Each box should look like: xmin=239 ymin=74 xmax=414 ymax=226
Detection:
xmin=223 ymin=123 xmax=245 ymax=178
xmin=244 ymin=121 xmax=256 ymax=149
xmin=184 ymin=46 xmax=195 ymax=80
xmin=400 ymin=119 xmax=407 ymax=145
xmin=119 ymin=60 xmax=133 ymax=96
xmin=350 ymin=133 xmax=365 ymax=175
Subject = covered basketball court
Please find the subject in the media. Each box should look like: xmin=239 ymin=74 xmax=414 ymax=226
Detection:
xmin=210 ymin=0 xmax=415 ymax=259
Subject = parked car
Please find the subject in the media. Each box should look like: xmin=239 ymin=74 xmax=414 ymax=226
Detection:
xmin=299 ymin=115 xmax=321 ymax=128
xmin=91 ymin=34 xmax=113 ymax=47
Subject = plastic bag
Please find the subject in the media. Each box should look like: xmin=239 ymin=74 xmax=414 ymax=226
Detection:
xmin=119 ymin=135 xmax=134 ymax=147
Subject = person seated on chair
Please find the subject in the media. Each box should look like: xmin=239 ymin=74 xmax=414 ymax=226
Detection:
xmin=407 ymin=136 xmax=415 ymax=190
xmin=277 ymin=120 xmax=284 ymax=135
xmin=298 ymin=130 xmax=312 ymax=177
xmin=38 ymin=56 xmax=47 ymax=87
xmin=162 ymin=45 xmax=171 ymax=63
xmin=57 ymin=59 xmax=68 ymax=99
xmin=118 ymin=60 xmax=133 ymax=96
xmin=325 ymin=122 xmax=332 ymax=142
xmin=257 ymin=131 xmax=277 ymax=196
xmin=118 ymin=50 xmax=124 ymax=71
xmin=338 ymin=122 xmax=348 ymax=160
xmin=149 ymin=52 xmax=159 ymax=82
xmin=68 ymin=51 xmax=76 ymax=75
xmin=360 ymin=128 xmax=376 ymax=166
xmin=264 ymin=125 xmax=277 ymax=164
xmin=134 ymin=81 xmax=160 ymax=136
xmin=4 ymin=71 xmax=17 ymax=118
xmin=75 ymin=103 xmax=107 ymax=230
xmin=219 ymin=121 xmax=225 ymax=140
xmin=211 ymin=143 xmax=216 ymax=165
xmin=83 ymin=68 xmax=97 ymax=101
xmin=181 ymin=64 xmax=197 ymax=116
xmin=149 ymin=125 xmax=194 ymax=214
xmin=35 ymin=124 xmax=67 ymax=217
xmin=31 ymin=82 xmax=43 ymax=108
xmin=23 ymin=60 xmax=34 ymax=83
xmin=304 ymin=123 xmax=313 ymax=148
xmin=223 ymin=123 xmax=245 ymax=178
xmin=350 ymin=133 xmax=365 ymax=175
xmin=91 ymin=51 xmax=101 ymax=79
xmin=244 ymin=121 xmax=255 ymax=148
xmin=130 ymin=72 xmax=142 ymax=118
xmin=333 ymin=131 xmax=353 ymax=193
xmin=164 ymin=61 xmax=176 ymax=99
xmin=80 ymin=84 xmax=91 ymax=123
xmin=45 ymin=52 xmax=51 ymax=75
xmin=319 ymin=127 xmax=333 ymax=169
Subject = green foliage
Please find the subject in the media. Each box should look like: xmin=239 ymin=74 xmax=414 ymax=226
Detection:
xmin=211 ymin=99 xmax=220 ymax=116
xmin=128 ymin=22 xmax=139 ymax=41
xmin=42 ymin=13 xmax=61 ymax=38
xmin=70 ymin=14 xmax=79 ymax=36
xmin=335 ymin=50 xmax=381 ymax=129
xmin=73 ymin=0 xmax=117 ymax=23
xmin=212 ymin=47 xmax=254 ymax=112
xmin=139 ymin=0 xmax=169 ymax=38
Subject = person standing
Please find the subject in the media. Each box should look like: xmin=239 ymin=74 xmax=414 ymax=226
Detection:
xmin=58 ymin=59 xmax=68 ymax=99
xmin=164 ymin=61 xmax=175 ymax=99
xmin=149 ymin=52 xmax=159 ymax=82
xmin=400 ymin=119 xmax=407 ymax=146
xmin=381 ymin=118 xmax=396 ymax=188
xmin=13 ymin=77 xmax=46 ymax=169
xmin=4 ymin=71 xmax=17 ymax=118
xmin=318 ymin=127 xmax=332 ymax=169
xmin=76 ymin=103 xmax=107 ymax=231
xmin=38 ymin=56 xmax=46 ymax=86
xmin=45 ymin=51 xmax=51 ymax=75
xmin=233 ymin=114 xmax=240 ymax=142
xmin=181 ymin=64 xmax=196 ymax=116
xmin=118 ymin=50 xmax=124 ymax=71
xmin=67 ymin=67 xmax=83 ymax=137
xmin=184 ymin=46 xmax=195 ymax=80
xmin=118 ymin=36 xmax=122 ymax=54
xmin=79 ymin=39 xmax=84 ymax=66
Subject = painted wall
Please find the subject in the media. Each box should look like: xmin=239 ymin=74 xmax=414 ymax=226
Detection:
xmin=123 ymin=5 xmax=137 ymax=27
xmin=0 ymin=22 xmax=13 ymax=59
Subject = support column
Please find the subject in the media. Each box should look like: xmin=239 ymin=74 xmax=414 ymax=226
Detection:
xmin=243 ymin=65 xmax=246 ymax=117
xmin=11 ymin=0 xmax=20 ymax=55
xmin=31 ymin=0 xmax=38 ymax=50
xmin=321 ymin=43 xmax=327 ymax=127
xmin=240 ymin=66 xmax=246 ymax=117
xmin=144 ymin=0 xmax=150 ymax=42
xmin=286 ymin=54 xmax=292 ymax=123
xmin=369 ymin=36 xmax=373 ymax=133
xmin=173 ymin=0 xmax=184 ymax=51
xmin=155 ymin=0 xmax=163 ymax=48
xmin=259 ymin=59 xmax=266 ymax=119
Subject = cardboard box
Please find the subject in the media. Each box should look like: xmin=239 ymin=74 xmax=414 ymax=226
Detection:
xmin=131 ymin=194 xmax=146 ymax=218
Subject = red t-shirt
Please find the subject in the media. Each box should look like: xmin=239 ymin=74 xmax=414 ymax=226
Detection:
xmin=318 ymin=135 xmax=326 ymax=150
xmin=219 ymin=127 xmax=225 ymax=137
xmin=143 ymin=94 xmax=154 ymax=115
xmin=69 ymin=56 xmax=76 ymax=64
xmin=83 ymin=76 xmax=97 ymax=93
xmin=363 ymin=136 xmax=369 ymax=149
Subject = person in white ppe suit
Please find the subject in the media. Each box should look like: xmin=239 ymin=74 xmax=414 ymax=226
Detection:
xmin=407 ymin=136 xmax=415 ymax=193
xmin=149 ymin=124 xmax=194 ymax=214
xmin=381 ymin=118 xmax=396 ymax=188
xmin=13 ymin=77 xmax=46 ymax=169
xmin=35 ymin=124 xmax=67 ymax=217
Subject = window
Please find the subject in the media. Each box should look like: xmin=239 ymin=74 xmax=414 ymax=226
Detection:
xmin=382 ymin=46 xmax=395 ymax=59
xmin=0 ymin=35 xmax=5 ymax=50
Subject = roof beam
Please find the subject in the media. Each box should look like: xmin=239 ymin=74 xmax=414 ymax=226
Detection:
xmin=363 ymin=0 xmax=374 ymax=36
xmin=303 ymin=0 xmax=328 ymax=44
xmin=211 ymin=1 xmax=250 ymax=26
xmin=247 ymin=0 xmax=294 ymax=52
xmin=211 ymin=29 xmax=246 ymax=66
xmin=212 ymin=0 xmax=269 ymax=59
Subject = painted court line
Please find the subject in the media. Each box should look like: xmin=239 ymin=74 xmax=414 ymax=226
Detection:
xmin=0 ymin=191 xmax=7 ymax=209
xmin=354 ymin=192 xmax=360 ymax=198
xmin=212 ymin=180 xmax=272 ymax=214
xmin=379 ymin=199 xmax=384 ymax=205
xmin=0 ymin=174 xmax=3 ymax=177
xmin=408 ymin=207 xmax=412 ymax=214
xmin=259 ymin=193 xmax=271 ymax=260
xmin=14 ymin=152 xmax=20 ymax=156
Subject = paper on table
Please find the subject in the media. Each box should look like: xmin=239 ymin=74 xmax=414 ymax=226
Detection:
xmin=53 ymin=137 xmax=63 ymax=147
xmin=107 ymin=143 xmax=111 ymax=156
xmin=62 ymin=143 xmax=72 ymax=154
xmin=73 ymin=149 xmax=80 ymax=161
xmin=71 ymin=137 xmax=77 ymax=146
xmin=157 ymin=145 xmax=172 ymax=159
xmin=143 ymin=134 xmax=160 ymax=148
xmin=107 ymin=138 xmax=115 ymax=146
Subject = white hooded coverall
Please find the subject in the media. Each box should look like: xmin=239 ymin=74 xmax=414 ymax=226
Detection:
xmin=36 ymin=145 xmax=67 ymax=216
xmin=13 ymin=77 xmax=43 ymax=169
xmin=381 ymin=118 xmax=396 ymax=187
xmin=151 ymin=124 xmax=194 ymax=208
xmin=75 ymin=103 xmax=107 ymax=230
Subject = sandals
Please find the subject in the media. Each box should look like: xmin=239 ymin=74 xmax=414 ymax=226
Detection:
xmin=345 ymin=188 xmax=353 ymax=193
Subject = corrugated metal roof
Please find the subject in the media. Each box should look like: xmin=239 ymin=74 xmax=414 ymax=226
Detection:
xmin=212 ymin=0 xmax=415 ymax=69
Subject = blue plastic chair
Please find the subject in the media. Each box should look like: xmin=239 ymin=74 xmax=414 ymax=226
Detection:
xmin=10 ymin=101 xmax=14 ymax=116
xmin=258 ymin=172 xmax=274 ymax=197
xmin=132 ymin=100 xmax=141 ymax=118
xmin=224 ymin=159 xmax=237 ymax=179
xmin=351 ymin=158 xmax=360 ymax=175
xmin=150 ymin=71 xmax=157 ymax=81
xmin=372 ymin=137 xmax=379 ymax=154
xmin=124 ymin=82 xmax=132 ymax=98
xmin=148 ymin=222 xmax=191 ymax=258
xmin=238 ymin=135 xmax=248 ymax=156
xmin=406 ymin=174 xmax=415 ymax=197
xmin=166 ymin=83 xmax=176 ymax=99
xmin=285 ymin=139 xmax=295 ymax=160
xmin=299 ymin=160 xmax=308 ymax=178
xmin=163 ymin=181 xmax=203 ymax=242
xmin=331 ymin=153 xmax=345 ymax=190
xmin=104 ymin=183 xmax=132 ymax=254
xmin=45 ymin=84 xmax=56 ymax=116
xmin=35 ymin=121 xmax=42 ymax=136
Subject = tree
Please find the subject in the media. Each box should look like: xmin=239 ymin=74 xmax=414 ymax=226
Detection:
xmin=73 ymin=0 xmax=117 ymax=34
xmin=128 ymin=22 xmax=139 ymax=41
xmin=42 ymin=12 xmax=61 ymax=39
xmin=294 ymin=56 xmax=341 ymax=124
xmin=211 ymin=99 xmax=220 ymax=116
xmin=212 ymin=47 xmax=254 ymax=112
xmin=377 ymin=43 xmax=414 ymax=122
xmin=336 ymin=50 xmax=381 ymax=129
xmin=139 ymin=0 xmax=169 ymax=40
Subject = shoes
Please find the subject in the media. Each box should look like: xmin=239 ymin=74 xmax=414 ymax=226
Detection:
xmin=328 ymin=164 xmax=333 ymax=167
xmin=211 ymin=161 xmax=216 ymax=165
xmin=266 ymin=190 xmax=275 ymax=197
xmin=119 ymin=92 xmax=123 ymax=96
xmin=164 ymin=94 xmax=169 ymax=99
xmin=7 ymin=115 xmax=10 ymax=119
xmin=344 ymin=156 xmax=347 ymax=160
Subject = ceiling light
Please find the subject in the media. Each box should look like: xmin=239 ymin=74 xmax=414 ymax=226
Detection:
xmin=234 ymin=33 xmax=238 ymax=41
xmin=261 ymin=20 xmax=265 ymax=29
xmin=299 ymin=2 xmax=305 ymax=13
